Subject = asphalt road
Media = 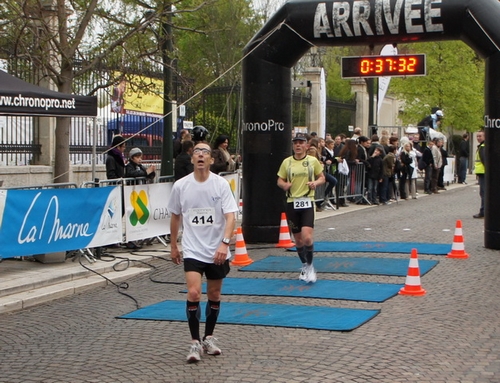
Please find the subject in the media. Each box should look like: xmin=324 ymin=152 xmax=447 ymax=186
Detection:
xmin=1 ymin=183 xmax=499 ymax=383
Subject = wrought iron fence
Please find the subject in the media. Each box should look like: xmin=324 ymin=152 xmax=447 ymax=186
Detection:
xmin=1 ymin=61 xmax=356 ymax=166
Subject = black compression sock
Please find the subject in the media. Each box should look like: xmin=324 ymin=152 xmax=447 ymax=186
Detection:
xmin=296 ymin=246 xmax=306 ymax=264
xmin=204 ymin=300 xmax=220 ymax=339
xmin=186 ymin=301 xmax=201 ymax=341
xmin=305 ymin=244 xmax=314 ymax=265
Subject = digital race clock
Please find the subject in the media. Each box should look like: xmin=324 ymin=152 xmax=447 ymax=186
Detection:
xmin=341 ymin=54 xmax=426 ymax=78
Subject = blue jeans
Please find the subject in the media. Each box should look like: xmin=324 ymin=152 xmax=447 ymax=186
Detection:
xmin=367 ymin=178 xmax=379 ymax=203
xmin=458 ymin=157 xmax=468 ymax=183
xmin=324 ymin=172 xmax=337 ymax=199
xmin=380 ymin=176 xmax=390 ymax=203
xmin=424 ymin=164 xmax=433 ymax=192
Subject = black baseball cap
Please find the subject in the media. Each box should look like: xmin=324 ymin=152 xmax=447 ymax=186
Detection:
xmin=292 ymin=133 xmax=307 ymax=141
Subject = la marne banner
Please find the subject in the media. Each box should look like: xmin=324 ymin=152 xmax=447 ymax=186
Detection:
xmin=0 ymin=187 xmax=123 ymax=259
xmin=0 ymin=175 xmax=239 ymax=259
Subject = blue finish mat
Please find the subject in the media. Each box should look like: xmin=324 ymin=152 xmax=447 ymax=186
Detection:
xmin=118 ymin=300 xmax=380 ymax=331
xmin=239 ymin=256 xmax=439 ymax=276
xmin=287 ymin=241 xmax=451 ymax=255
xmin=195 ymin=278 xmax=402 ymax=303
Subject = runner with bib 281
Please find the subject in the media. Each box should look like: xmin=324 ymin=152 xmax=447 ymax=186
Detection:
xmin=277 ymin=133 xmax=325 ymax=283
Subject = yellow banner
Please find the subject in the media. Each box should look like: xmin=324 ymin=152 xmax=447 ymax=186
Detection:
xmin=111 ymin=73 xmax=164 ymax=116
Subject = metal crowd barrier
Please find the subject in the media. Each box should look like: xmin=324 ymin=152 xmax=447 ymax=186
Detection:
xmin=99 ymin=177 xmax=146 ymax=186
xmin=81 ymin=176 xmax=175 ymax=187
xmin=335 ymin=163 xmax=370 ymax=206
xmin=313 ymin=163 xmax=369 ymax=207
xmin=1 ymin=182 xmax=78 ymax=190
xmin=158 ymin=175 xmax=175 ymax=183
xmin=314 ymin=177 xmax=334 ymax=206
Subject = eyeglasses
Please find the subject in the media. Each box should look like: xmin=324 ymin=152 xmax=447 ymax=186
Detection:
xmin=193 ymin=148 xmax=211 ymax=155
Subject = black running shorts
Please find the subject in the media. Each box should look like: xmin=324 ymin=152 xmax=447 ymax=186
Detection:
xmin=285 ymin=202 xmax=315 ymax=233
xmin=184 ymin=258 xmax=230 ymax=280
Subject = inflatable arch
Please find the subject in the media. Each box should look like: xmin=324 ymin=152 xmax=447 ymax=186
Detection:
xmin=241 ymin=0 xmax=500 ymax=249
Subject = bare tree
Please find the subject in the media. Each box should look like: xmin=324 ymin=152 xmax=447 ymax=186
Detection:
xmin=0 ymin=0 xmax=205 ymax=182
xmin=251 ymin=0 xmax=285 ymax=21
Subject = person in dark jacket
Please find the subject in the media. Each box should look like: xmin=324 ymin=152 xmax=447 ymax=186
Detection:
xmin=368 ymin=134 xmax=386 ymax=156
xmin=321 ymin=138 xmax=338 ymax=206
xmin=174 ymin=140 xmax=194 ymax=181
xmin=418 ymin=108 xmax=444 ymax=140
xmin=398 ymin=144 xmax=413 ymax=200
xmin=355 ymin=136 xmax=371 ymax=204
xmin=106 ymin=135 xmax=126 ymax=181
xmin=173 ymin=129 xmax=191 ymax=159
xmin=380 ymin=145 xmax=397 ymax=204
xmin=421 ymin=140 xmax=434 ymax=194
xmin=338 ymin=139 xmax=359 ymax=206
xmin=125 ymin=147 xmax=156 ymax=184
xmin=366 ymin=147 xmax=383 ymax=204
xmin=458 ymin=133 xmax=470 ymax=184
xmin=211 ymin=135 xmax=236 ymax=174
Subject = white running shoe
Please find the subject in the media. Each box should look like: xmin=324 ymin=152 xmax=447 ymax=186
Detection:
xmin=299 ymin=263 xmax=308 ymax=281
xmin=326 ymin=200 xmax=336 ymax=210
xmin=202 ymin=336 xmax=222 ymax=355
xmin=186 ymin=341 xmax=202 ymax=363
xmin=305 ymin=264 xmax=317 ymax=283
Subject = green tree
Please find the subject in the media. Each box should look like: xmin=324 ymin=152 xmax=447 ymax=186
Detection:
xmin=175 ymin=0 xmax=260 ymax=89
xmin=322 ymin=47 xmax=356 ymax=102
xmin=390 ymin=41 xmax=484 ymax=133
xmin=174 ymin=0 xmax=260 ymax=147
xmin=0 ymin=0 xmax=219 ymax=182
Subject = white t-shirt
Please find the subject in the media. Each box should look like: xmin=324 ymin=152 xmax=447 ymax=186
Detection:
xmin=167 ymin=172 xmax=238 ymax=263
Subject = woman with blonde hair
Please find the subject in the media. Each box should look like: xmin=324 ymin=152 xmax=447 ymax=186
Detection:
xmin=307 ymin=137 xmax=321 ymax=160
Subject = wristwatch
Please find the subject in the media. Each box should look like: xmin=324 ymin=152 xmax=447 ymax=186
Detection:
xmin=221 ymin=238 xmax=231 ymax=245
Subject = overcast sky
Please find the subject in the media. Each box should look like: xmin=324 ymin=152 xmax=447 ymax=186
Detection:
xmin=252 ymin=0 xmax=286 ymax=19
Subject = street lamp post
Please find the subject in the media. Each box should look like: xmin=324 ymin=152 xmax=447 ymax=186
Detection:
xmin=160 ymin=4 xmax=174 ymax=176
xmin=367 ymin=77 xmax=375 ymax=126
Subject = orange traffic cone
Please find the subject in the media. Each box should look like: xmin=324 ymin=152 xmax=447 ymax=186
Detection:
xmin=276 ymin=212 xmax=295 ymax=248
xmin=399 ymin=248 xmax=426 ymax=296
xmin=446 ymin=220 xmax=469 ymax=259
xmin=230 ymin=227 xmax=253 ymax=266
